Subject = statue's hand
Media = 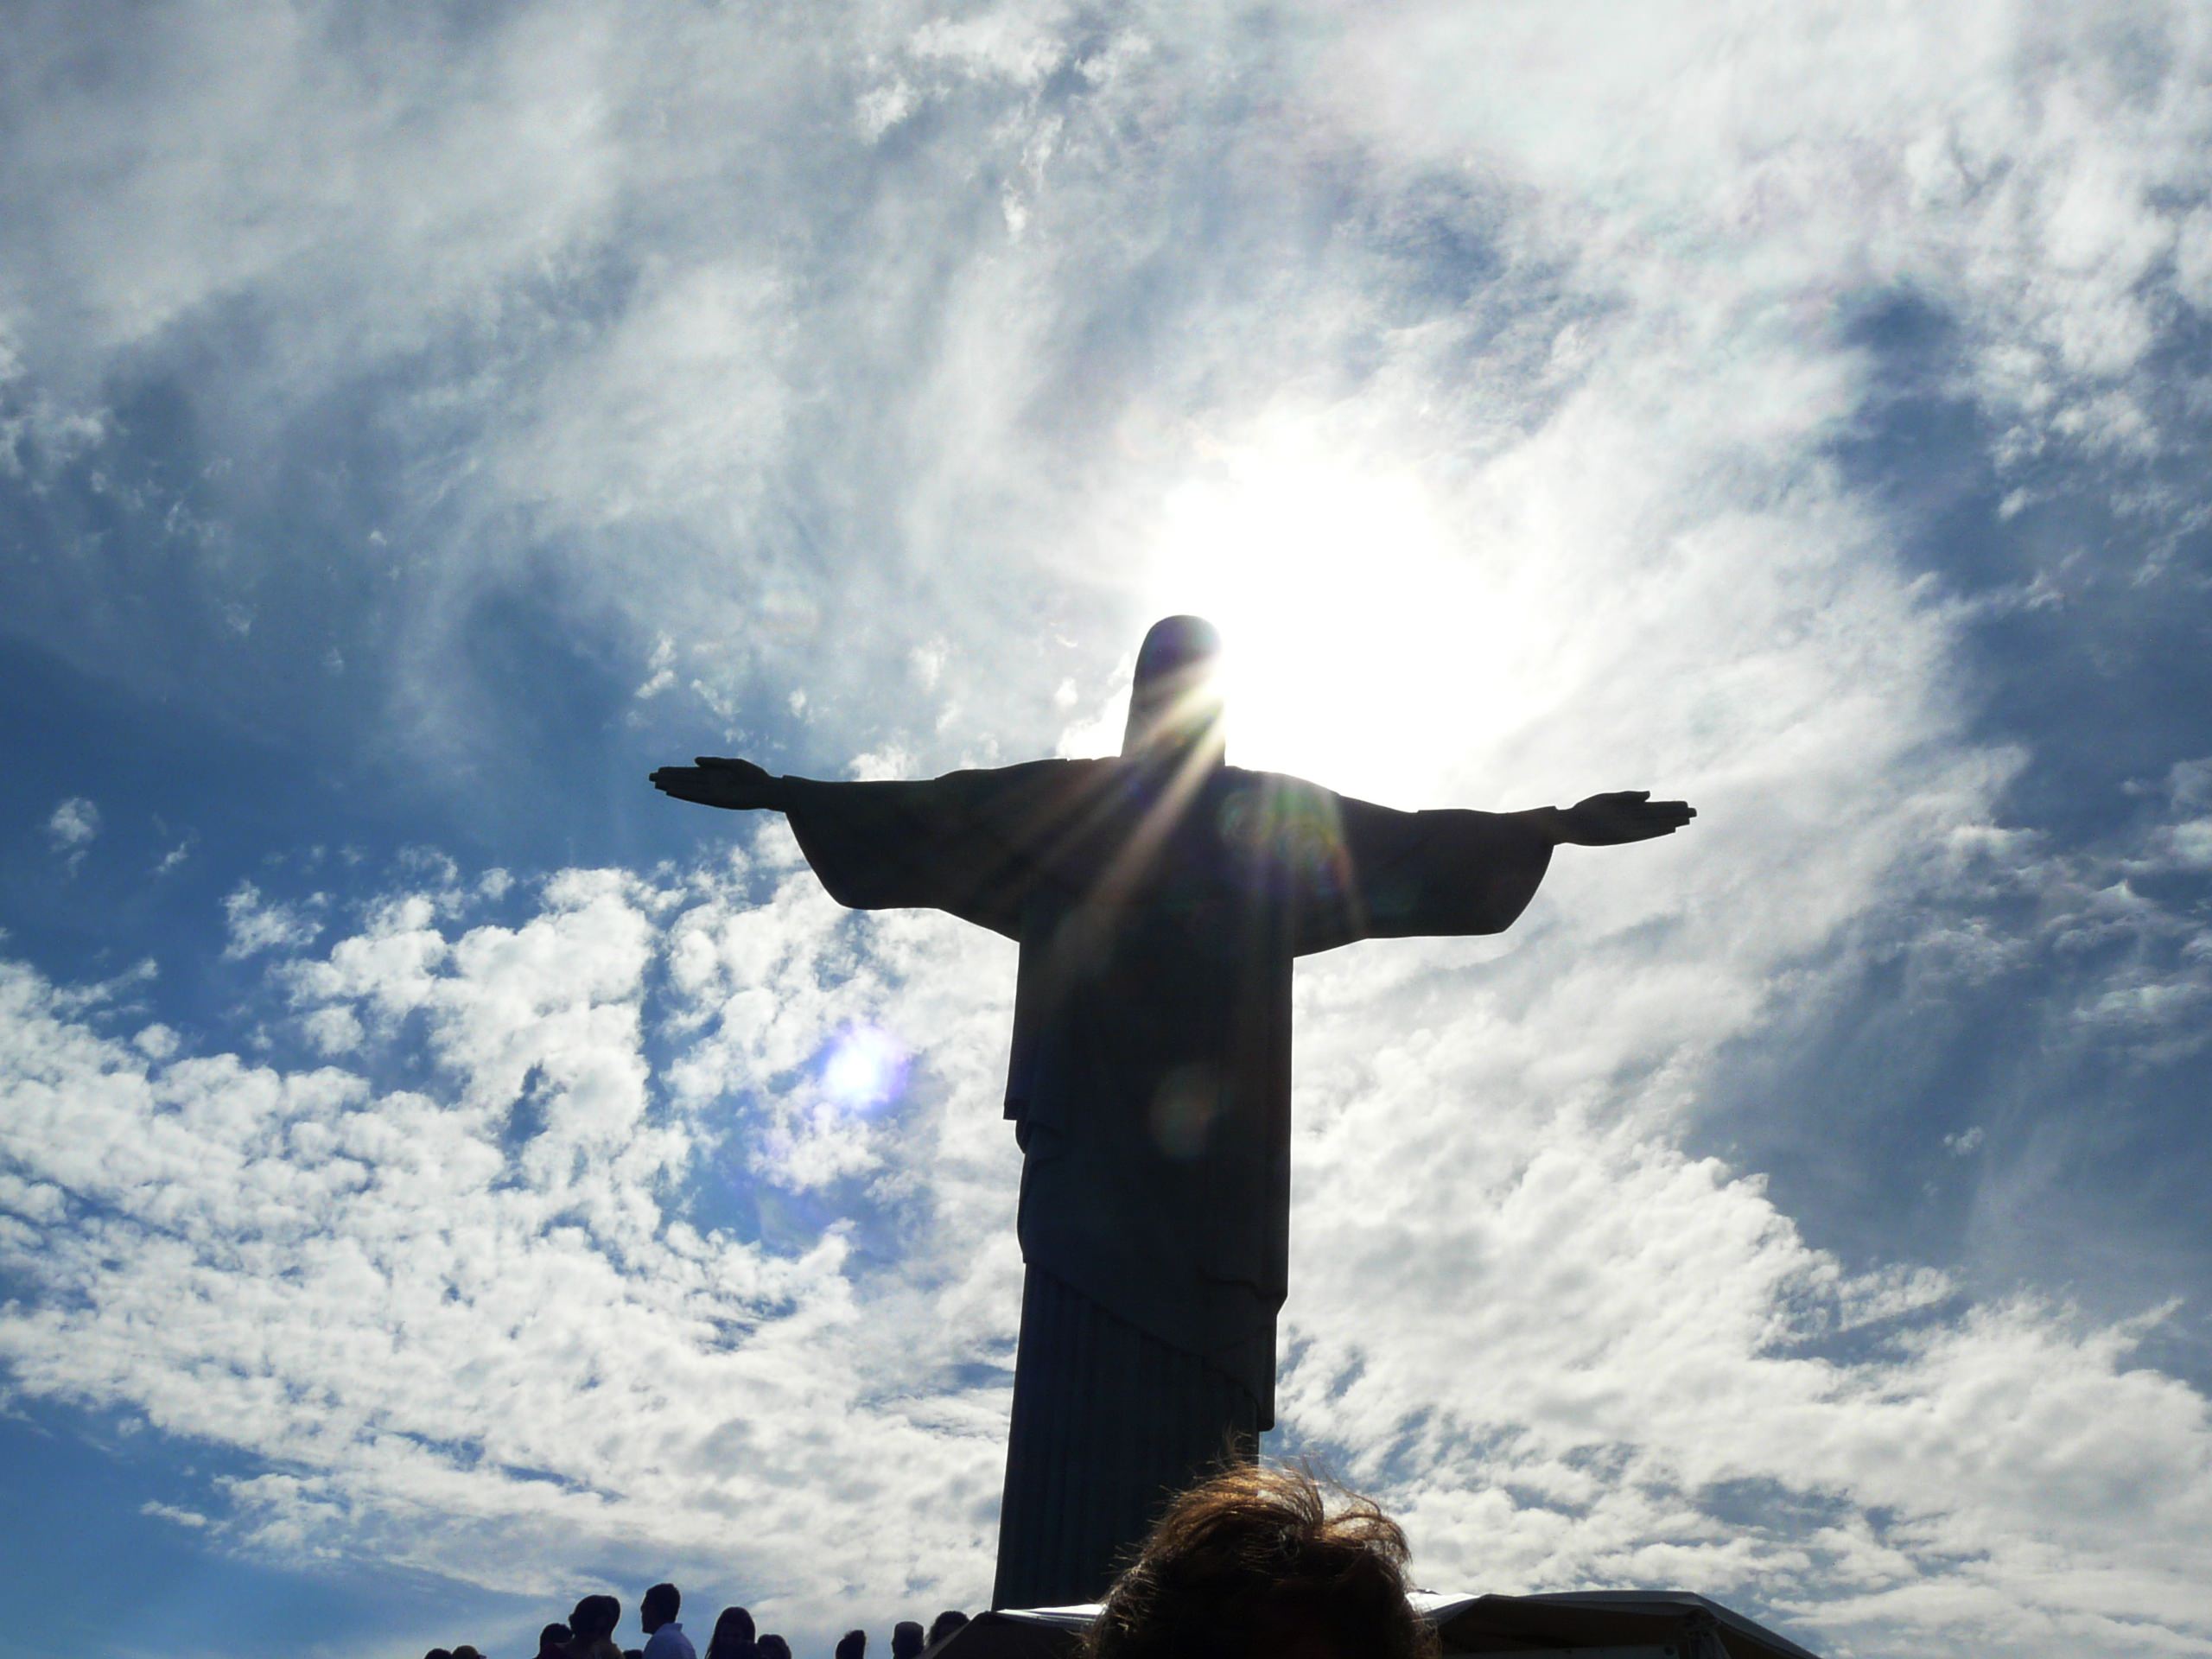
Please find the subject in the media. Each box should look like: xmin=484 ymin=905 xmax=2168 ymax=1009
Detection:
xmin=1558 ymin=791 xmax=1695 ymax=845
xmin=649 ymin=756 xmax=787 ymax=811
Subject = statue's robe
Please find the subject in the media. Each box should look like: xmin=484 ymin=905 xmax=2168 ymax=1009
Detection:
xmin=779 ymin=756 xmax=1552 ymax=1608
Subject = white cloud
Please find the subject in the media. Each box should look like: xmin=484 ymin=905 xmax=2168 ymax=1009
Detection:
xmin=1898 ymin=772 xmax=2212 ymax=1064
xmin=140 ymin=1499 xmax=213 ymax=1530
xmin=5 ymin=1 xmax=2207 ymax=785
xmin=0 ymin=811 xmax=2206 ymax=1652
xmin=221 ymin=882 xmax=327 ymax=960
xmin=46 ymin=797 xmax=99 ymax=873
xmin=633 ymin=634 xmax=677 ymax=701
xmin=0 ymin=849 xmax=1026 ymax=1635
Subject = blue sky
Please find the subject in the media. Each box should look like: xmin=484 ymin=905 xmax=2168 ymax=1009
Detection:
xmin=3 ymin=3 xmax=2211 ymax=1656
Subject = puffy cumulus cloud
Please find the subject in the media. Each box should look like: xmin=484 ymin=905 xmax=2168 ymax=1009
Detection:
xmin=0 ymin=842 xmax=1027 ymax=1637
xmin=1284 ymin=1074 xmax=2212 ymax=1653
xmin=2 ymin=804 xmax=2209 ymax=1653
xmin=1255 ymin=742 xmax=2212 ymax=1657
xmin=221 ymin=881 xmax=328 ymax=960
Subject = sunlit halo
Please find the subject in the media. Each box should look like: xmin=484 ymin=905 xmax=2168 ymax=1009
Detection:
xmin=819 ymin=1024 xmax=911 ymax=1114
xmin=1140 ymin=429 xmax=1531 ymax=804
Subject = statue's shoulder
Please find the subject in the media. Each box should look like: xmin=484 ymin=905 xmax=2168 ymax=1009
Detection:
xmin=927 ymin=758 xmax=1125 ymax=830
xmin=937 ymin=756 xmax=1117 ymax=792
xmin=1218 ymin=764 xmax=1330 ymax=802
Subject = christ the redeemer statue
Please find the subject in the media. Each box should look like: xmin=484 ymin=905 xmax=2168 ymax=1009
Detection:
xmin=651 ymin=615 xmax=1694 ymax=1610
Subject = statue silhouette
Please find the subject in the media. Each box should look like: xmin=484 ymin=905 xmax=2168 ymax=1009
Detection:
xmin=651 ymin=615 xmax=1694 ymax=1609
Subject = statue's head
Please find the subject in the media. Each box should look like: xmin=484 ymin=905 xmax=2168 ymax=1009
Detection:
xmin=1122 ymin=614 xmax=1225 ymax=762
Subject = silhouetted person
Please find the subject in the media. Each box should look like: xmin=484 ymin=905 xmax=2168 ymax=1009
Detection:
xmin=425 ymin=1649 xmax=454 ymax=1659
xmin=891 ymin=1621 xmax=926 ymax=1659
xmin=652 ymin=615 xmax=1694 ymax=1608
xmin=641 ymin=1583 xmax=696 ymax=1659
xmin=1085 ymin=1464 xmax=1435 ymax=1659
xmin=453 ymin=1648 xmax=484 ymax=1659
xmin=539 ymin=1624 xmax=575 ymax=1659
xmin=835 ymin=1632 xmax=867 ymax=1659
xmin=569 ymin=1594 xmax=626 ymax=1659
xmin=756 ymin=1637 xmax=791 ymax=1659
xmin=925 ymin=1612 xmax=969 ymax=1649
xmin=705 ymin=1606 xmax=758 ymax=1659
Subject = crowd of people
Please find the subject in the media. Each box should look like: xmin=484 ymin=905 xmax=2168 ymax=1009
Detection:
xmin=421 ymin=1463 xmax=1435 ymax=1659
xmin=421 ymin=1587 xmax=970 ymax=1659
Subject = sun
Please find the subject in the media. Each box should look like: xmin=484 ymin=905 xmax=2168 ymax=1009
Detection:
xmin=1139 ymin=426 xmax=1532 ymax=805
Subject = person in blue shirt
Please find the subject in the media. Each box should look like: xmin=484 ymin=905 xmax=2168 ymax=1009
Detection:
xmin=641 ymin=1583 xmax=697 ymax=1659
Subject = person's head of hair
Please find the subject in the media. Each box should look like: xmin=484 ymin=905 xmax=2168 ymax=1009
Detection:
xmin=538 ymin=1624 xmax=574 ymax=1657
xmin=424 ymin=1649 xmax=454 ymax=1659
xmin=642 ymin=1583 xmax=681 ymax=1631
xmin=1084 ymin=1465 xmax=1437 ymax=1659
xmin=569 ymin=1593 xmax=621 ymax=1639
xmin=925 ymin=1611 xmax=969 ymax=1648
xmin=453 ymin=1648 xmax=484 ymax=1659
xmin=892 ymin=1619 xmax=926 ymax=1658
xmin=757 ymin=1637 xmax=792 ymax=1659
xmin=835 ymin=1631 xmax=868 ymax=1659
xmin=707 ymin=1605 xmax=757 ymax=1659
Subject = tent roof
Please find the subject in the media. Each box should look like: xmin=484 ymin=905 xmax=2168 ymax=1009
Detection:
xmin=931 ymin=1589 xmax=1821 ymax=1659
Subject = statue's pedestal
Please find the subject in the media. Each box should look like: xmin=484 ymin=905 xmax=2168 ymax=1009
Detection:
xmin=930 ymin=1588 xmax=1823 ymax=1659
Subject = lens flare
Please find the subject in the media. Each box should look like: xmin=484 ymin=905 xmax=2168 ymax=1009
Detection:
xmin=819 ymin=1024 xmax=910 ymax=1113
xmin=1140 ymin=421 xmax=1531 ymax=804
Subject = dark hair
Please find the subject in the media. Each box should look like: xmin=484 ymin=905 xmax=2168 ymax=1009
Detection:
xmin=570 ymin=1593 xmax=622 ymax=1639
xmin=425 ymin=1650 xmax=453 ymax=1659
xmin=836 ymin=1631 xmax=867 ymax=1659
xmin=644 ymin=1583 xmax=681 ymax=1624
xmin=758 ymin=1637 xmax=792 ymax=1659
xmin=925 ymin=1611 xmax=969 ymax=1648
xmin=892 ymin=1619 xmax=926 ymax=1658
xmin=1084 ymin=1465 xmax=1436 ymax=1659
xmin=539 ymin=1624 xmax=574 ymax=1657
xmin=453 ymin=1649 xmax=484 ymax=1659
xmin=706 ymin=1605 xmax=758 ymax=1659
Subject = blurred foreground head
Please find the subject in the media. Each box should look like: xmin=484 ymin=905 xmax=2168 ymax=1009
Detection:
xmin=570 ymin=1595 xmax=622 ymax=1640
xmin=706 ymin=1606 xmax=758 ymax=1659
xmin=644 ymin=1584 xmax=682 ymax=1632
xmin=1085 ymin=1465 xmax=1437 ymax=1659
xmin=925 ymin=1611 xmax=970 ymax=1648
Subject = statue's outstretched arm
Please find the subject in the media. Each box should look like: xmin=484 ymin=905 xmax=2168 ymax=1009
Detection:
xmin=1526 ymin=791 xmax=1696 ymax=847
xmin=649 ymin=756 xmax=791 ymax=811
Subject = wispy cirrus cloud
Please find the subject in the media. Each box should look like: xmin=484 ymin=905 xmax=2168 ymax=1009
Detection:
xmin=45 ymin=797 xmax=99 ymax=874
